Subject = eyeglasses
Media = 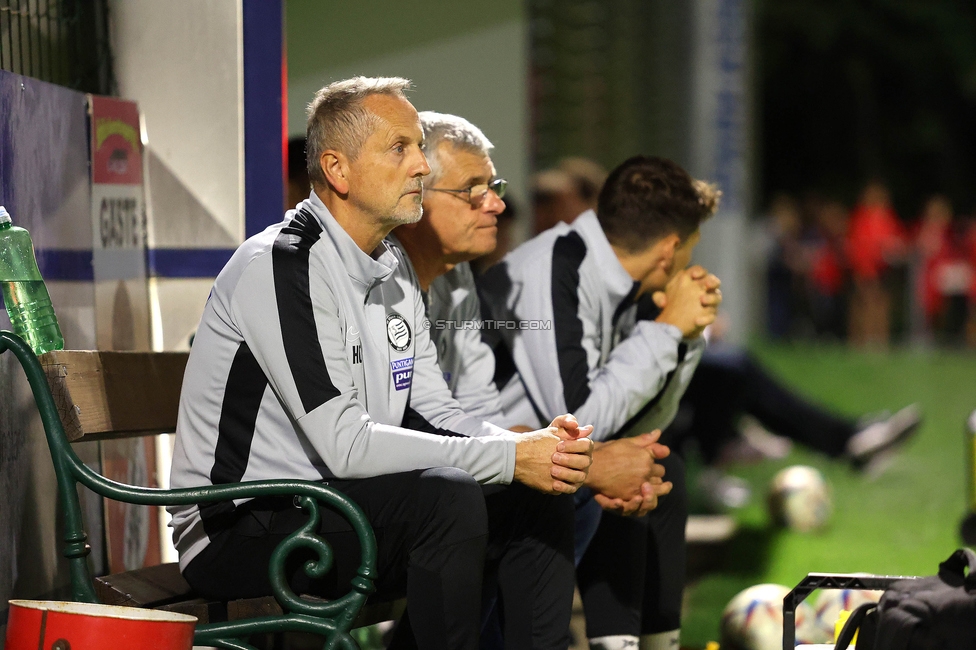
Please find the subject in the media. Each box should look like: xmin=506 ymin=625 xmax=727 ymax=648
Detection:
xmin=428 ymin=178 xmax=507 ymax=208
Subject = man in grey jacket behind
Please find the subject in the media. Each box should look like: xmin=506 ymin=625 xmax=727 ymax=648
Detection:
xmin=394 ymin=112 xmax=672 ymax=514
xmin=479 ymin=155 xmax=721 ymax=650
xmin=169 ymin=77 xmax=594 ymax=650
xmin=394 ymin=112 xmax=686 ymax=648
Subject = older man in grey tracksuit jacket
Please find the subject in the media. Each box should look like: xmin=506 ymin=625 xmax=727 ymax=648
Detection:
xmin=424 ymin=260 xmax=505 ymax=421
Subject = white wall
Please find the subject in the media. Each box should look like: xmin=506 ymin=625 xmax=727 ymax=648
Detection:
xmin=109 ymin=0 xmax=246 ymax=351
xmin=110 ymin=0 xmax=244 ymax=249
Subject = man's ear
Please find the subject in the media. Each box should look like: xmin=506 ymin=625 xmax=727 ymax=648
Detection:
xmin=320 ymin=150 xmax=350 ymax=195
xmin=656 ymin=233 xmax=680 ymax=272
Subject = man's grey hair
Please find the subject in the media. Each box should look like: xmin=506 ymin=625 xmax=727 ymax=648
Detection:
xmin=306 ymin=76 xmax=412 ymax=185
xmin=419 ymin=111 xmax=494 ymax=187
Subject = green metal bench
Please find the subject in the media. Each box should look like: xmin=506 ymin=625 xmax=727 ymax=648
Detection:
xmin=1 ymin=329 xmax=379 ymax=650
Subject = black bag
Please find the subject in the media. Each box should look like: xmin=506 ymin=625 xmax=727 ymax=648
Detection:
xmin=835 ymin=548 xmax=976 ymax=649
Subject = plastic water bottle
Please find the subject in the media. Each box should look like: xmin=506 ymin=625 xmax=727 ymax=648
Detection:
xmin=0 ymin=206 xmax=64 ymax=354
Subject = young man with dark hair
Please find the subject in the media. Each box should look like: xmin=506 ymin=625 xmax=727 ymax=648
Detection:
xmin=480 ymin=155 xmax=721 ymax=650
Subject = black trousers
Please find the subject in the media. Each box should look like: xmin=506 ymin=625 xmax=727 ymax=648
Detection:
xmin=667 ymin=348 xmax=856 ymax=463
xmin=183 ymin=468 xmax=575 ymax=650
xmin=576 ymin=452 xmax=687 ymax=637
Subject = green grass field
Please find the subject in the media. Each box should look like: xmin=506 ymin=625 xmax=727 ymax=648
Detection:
xmin=681 ymin=341 xmax=976 ymax=648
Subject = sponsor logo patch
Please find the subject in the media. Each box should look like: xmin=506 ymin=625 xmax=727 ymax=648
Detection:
xmin=387 ymin=313 xmax=412 ymax=352
xmin=391 ymin=357 xmax=414 ymax=391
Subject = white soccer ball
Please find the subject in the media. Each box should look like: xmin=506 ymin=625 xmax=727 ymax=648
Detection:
xmin=812 ymin=588 xmax=883 ymax=641
xmin=767 ymin=465 xmax=832 ymax=532
xmin=720 ymin=583 xmax=819 ymax=650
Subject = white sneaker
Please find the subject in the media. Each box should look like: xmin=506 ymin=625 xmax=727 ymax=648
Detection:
xmin=846 ymin=403 xmax=922 ymax=470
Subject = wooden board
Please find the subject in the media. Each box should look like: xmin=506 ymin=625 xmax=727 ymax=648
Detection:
xmin=39 ymin=350 xmax=188 ymax=441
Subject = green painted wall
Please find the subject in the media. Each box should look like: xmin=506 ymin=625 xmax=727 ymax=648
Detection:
xmin=287 ymin=0 xmax=523 ymax=83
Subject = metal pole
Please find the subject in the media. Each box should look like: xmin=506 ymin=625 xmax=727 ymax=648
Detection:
xmin=0 ymin=3 xmax=6 ymax=71
xmin=24 ymin=0 xmax=33 ymax=80
xmin=960 ymin=409 xmax=976 ymax=544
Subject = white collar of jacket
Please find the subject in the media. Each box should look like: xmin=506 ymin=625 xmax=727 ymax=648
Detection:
xmin=570 ymin=209 xmax=639 ymax=308
xmin=304 ymin=190 xmax=399 ymax=289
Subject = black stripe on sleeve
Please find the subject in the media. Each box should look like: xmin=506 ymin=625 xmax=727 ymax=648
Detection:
xmin=475 ymin=264 xmax=518 ymax=390
xmin=551 ymin=232 xmax=591 ymax=412
xmin=490 ymin=338 xmax=518 ymax=390
xmin=272 ymin=208 xmax=342 ymax=414
xmin=401 ymin=405 xmax=465 ymax=438
xmin=202 ymin=340 xmax=270 ymax=537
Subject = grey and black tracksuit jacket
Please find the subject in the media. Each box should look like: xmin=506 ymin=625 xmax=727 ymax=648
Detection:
xmin=423 ymin=259 xmax=505 ymax=421
xmin=479 ymin=209 xmax=705 ymax=636
xmin=478 ymin=209 xmax=705 ymax=441
xmin=169 ymin=193 xmax=516 ymax=569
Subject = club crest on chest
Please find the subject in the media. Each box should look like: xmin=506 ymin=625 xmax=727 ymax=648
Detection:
xmin=386 ymin=312 xmax=411 ymax=352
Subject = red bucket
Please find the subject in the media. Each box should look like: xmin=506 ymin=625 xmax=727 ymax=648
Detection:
xmin=5 ymin=600 xmax=197 ymax=650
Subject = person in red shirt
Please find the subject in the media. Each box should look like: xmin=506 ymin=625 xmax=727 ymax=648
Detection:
xmin=807 ymin=200 xmax=850 ymax=339
xmin=915 ymin=196 xmax=954 ymax=334
xmin=846 ymin=181 xmax=909 ymax=347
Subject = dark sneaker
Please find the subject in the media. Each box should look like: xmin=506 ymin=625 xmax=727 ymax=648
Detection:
xmin=847 ymin=403 xmax=922 ymax=472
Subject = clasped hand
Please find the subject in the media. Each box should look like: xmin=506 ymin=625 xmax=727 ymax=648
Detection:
xmin=514 ymin=414 xmax=594 ymax=495
xmin=589 ymin=430 xmax=673 ymax=516
xmin=654 ymin=265 xmax=722 ymax=339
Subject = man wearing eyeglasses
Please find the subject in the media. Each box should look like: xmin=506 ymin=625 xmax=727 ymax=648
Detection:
xmin=395 ymin=112 xmax=668 ymax=505
xmin=392 ymin=112 xmax=509 ymax=421
xmin=393 ymin=113 xmax=675 ymax=645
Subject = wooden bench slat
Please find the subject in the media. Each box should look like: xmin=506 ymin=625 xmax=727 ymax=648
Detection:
xmin=94 ymin=562 xmax=193 ymax=607
xmin=39 ymin=350 xmax=188 ymax=441
xmin=158 ymin=599 xmax=222 ymax=625
xmin=96 ymin=562 xmax=404 ymax=628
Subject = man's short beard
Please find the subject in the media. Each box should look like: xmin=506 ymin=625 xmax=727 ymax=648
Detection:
xmin=387 ymin=203 xmax=423 ymax=226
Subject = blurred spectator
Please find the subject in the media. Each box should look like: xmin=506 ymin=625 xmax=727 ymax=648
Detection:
xmin=558 ymin=156 xmax=606 ymax=208
xmin=532 ymin=168 xmax=576 ymax=234
xmin=915 ymin=195 xmax=952 ymax=338
xmin=846 ymin=181 xmax=909 ymax=348
xmin=915 ymin=196 xmax=975 ymax=345
xmin=764 ymin=194 xmax=811 ymax=338
xmin=531 ymin=157 xmax=607 ymax=233
xmin=807 ymin=200 xmax=850 ymax=339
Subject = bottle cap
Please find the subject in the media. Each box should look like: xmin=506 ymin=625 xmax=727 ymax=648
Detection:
xmin=0 ymin=206 xmax=9 ymax=225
